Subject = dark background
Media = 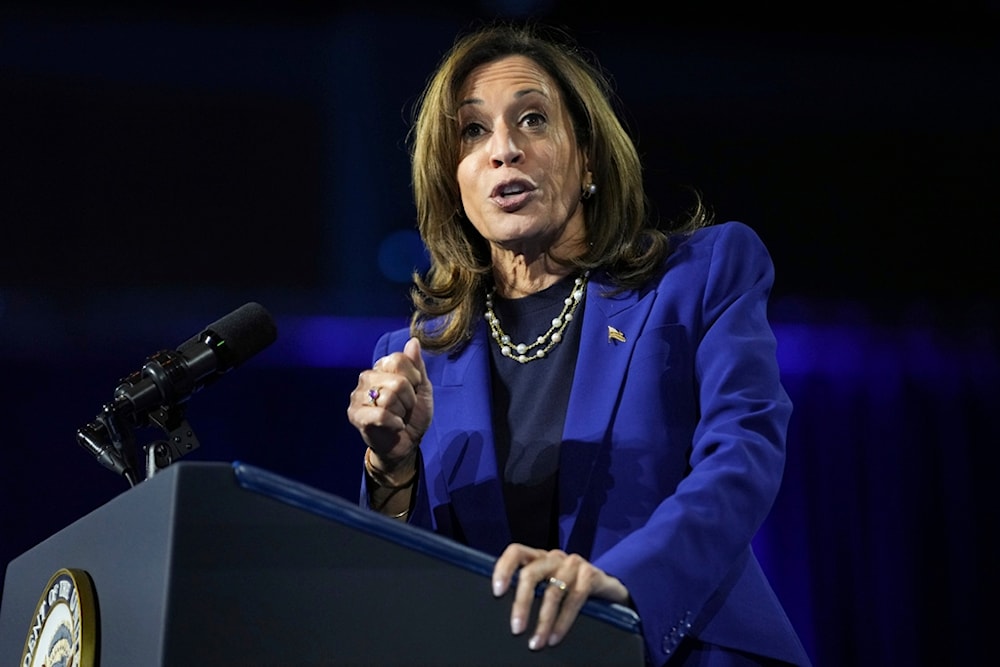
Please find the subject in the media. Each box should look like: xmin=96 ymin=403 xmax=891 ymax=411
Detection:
xmin=2 ymin=2 xmax=998 ymax=665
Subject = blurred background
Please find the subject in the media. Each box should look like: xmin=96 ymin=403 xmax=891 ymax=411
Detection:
xmin=2 ymin=1 xmax=997 ymax=665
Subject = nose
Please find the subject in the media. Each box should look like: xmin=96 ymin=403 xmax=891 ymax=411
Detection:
xmin=489 ymin=123 xmax=523 ymax=167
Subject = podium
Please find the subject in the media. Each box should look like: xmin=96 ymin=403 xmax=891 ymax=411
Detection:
xmin=0 ymin=461 xmax=644 ymax=666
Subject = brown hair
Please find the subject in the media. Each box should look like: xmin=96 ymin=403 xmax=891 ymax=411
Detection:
xmin=408 ymin=22 xmax=708 ymax=352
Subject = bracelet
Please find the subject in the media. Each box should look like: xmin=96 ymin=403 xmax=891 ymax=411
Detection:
xmin=365 ymin=448 xmax=417 ymax=516
xmin=371 ymin=485 xmax=412 ymax=514
xmin=364 ymin=448 xmax=417 ymax=490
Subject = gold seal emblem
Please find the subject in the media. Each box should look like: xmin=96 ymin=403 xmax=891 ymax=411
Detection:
xmin=20 ymin=568 xmax=97 ymax=667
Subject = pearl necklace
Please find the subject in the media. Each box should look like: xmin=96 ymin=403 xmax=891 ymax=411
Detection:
xmin=484 ymin=271 xmax=589 ymax=364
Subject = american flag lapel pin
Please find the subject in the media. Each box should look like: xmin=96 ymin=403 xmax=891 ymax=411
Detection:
xmin=607 ymin=326 xmax=627 ymax=343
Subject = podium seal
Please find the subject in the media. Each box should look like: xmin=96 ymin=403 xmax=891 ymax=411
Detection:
xmin=19 ymin=568 xmax=97 ymax=667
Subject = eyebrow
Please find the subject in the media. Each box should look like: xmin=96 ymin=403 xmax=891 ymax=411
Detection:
xmin=457 ymin=87 xmax=549 ymax=110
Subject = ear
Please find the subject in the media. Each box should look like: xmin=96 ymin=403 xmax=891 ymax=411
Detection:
xmin=580 ymin=150 xmax=595 ymax=196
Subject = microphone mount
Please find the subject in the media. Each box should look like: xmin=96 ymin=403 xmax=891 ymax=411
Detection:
xmin=77 ymin=361 xmax=203 ymax=487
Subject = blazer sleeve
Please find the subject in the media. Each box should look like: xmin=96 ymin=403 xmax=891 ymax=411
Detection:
xmin=590 ymin=222 xmax=794 ymax=663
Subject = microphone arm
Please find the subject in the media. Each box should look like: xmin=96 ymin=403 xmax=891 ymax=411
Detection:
xmin=77 ymin=397 xmax=143 ymax=487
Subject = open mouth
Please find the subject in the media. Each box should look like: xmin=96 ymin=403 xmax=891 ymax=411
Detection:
xmin=491 ymin=180 xmax=535 ymax=211
xmin=497 ymin=183 xmax=527 ymax=196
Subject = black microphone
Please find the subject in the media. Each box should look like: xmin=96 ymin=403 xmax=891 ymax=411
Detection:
xmin=113 ymin=301 xmax=277 ymax=419
xmin=78 ymin=302 xmax=278 ymax=485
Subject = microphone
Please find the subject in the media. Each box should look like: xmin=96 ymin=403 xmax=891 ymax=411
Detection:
xmin=77 ymin=302 xmax=277 ymax=485
xmin=113 ymin=301 xmax=277 ymax=419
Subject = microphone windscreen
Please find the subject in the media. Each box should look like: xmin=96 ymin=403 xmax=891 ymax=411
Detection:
xmin=203 ymin=302 xmax=278 ymax=367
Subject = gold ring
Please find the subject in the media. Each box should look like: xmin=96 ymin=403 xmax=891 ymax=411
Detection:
xmin=547 ymin=576 xmax=567 ymax=593
xmin=367 ymin=387 xmax=381 ymax=406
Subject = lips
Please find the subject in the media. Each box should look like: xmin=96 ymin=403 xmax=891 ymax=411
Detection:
xmin=490 ymin=179 xmax=536 ymax=212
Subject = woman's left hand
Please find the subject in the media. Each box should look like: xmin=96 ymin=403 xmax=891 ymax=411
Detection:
xmin=492 ymin=544 xmax=631 ymax=651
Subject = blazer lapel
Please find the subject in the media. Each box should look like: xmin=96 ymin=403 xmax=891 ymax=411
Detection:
xmin=429 ymin=328 xmax=511 ymax=554
xmin=559 ymin=277 xmax=656 ymax=550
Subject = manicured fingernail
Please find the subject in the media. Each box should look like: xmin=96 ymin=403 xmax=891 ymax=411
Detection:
xmin=492 ymin=579 xmax=503 ymax=596
xmin=548 ymin=632 xmax=561 ymax=646
xmin=529 ymin=635 xmax=543 ymax=650
xmin=511 ymin=616 xmax=525 ymax=634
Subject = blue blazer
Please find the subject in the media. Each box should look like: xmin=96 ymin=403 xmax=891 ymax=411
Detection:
xmin=364 ymin=221 xmax=811 ymax=666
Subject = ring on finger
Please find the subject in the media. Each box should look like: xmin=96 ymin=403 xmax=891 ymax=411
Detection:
xmin=547 ymin=576 xmax=568 ymax=593
xmin=367 ymin=387 xmax=381 ymax=406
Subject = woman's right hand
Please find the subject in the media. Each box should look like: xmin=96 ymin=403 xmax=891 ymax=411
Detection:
xmin=347 ymin=337 xmax=433 ymax=471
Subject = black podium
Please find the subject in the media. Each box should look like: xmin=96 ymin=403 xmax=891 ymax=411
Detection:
xmin=0 ymin=461 xmax=644 ymax=666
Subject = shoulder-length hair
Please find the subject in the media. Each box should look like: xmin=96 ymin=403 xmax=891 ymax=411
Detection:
xmin=407 ymin=22 xmax=708 ymax=352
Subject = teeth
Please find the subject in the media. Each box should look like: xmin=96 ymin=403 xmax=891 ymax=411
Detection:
xmin=501 ymin=185 xmax=524 ymax=196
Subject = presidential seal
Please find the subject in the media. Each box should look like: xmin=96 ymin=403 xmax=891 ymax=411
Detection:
xmin=20 ymin=568 xmax=97 ymax=667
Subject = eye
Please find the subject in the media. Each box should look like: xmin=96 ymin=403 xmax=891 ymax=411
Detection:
xmin=520 ymin=112 xmax=546 ymax=128
xmin=460 ymin=121 xmax=487 ymax=140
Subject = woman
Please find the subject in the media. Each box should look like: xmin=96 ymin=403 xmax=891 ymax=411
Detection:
xmin=346 ymin=22 xmax=811 ymax=667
